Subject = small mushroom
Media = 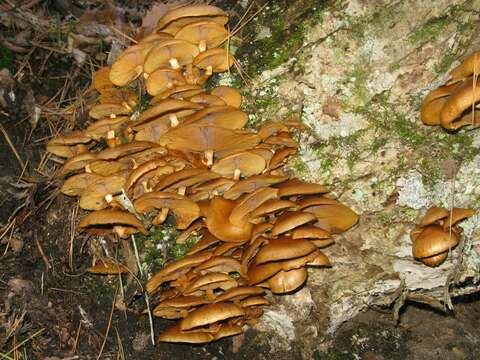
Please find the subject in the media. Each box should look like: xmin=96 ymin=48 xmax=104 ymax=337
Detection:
xmin=144 ymin=39 xmax=200 ymax=75
xmin=175 ymin=20 xmax=228 ymax=52
xmin=156 ymin=5 xmax=228 ymax=36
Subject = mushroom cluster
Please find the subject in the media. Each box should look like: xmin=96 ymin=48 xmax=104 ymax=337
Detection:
xmin=421 ymin=49 xmax=480 ymax=130
xmin=411 ymin=207 xmax=474 ymax=266
xmin=46 ymin=5 xmax=359 ymax=344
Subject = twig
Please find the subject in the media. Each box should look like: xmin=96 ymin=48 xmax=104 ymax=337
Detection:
xmin=71 ymin=321 xmax=82 ymax=355
xmin=131 ymin=234 xmax=155 ymax=346
xmin=0 ymin=123 xmax=25 ymax=170
xmin=34 ymin=232 xmax=51 ymax=271
xmin=4 ymin=328 xmax=44 ymax=357
xmin=96 ymin=284 xmax=119 ymax=360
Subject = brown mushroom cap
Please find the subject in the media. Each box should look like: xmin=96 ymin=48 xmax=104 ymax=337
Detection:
xmin=156 ymin=5 xmax=228 ymax=35
xmin=78 ymin=209 xmax=148 ymax=235
xmin=440 ymin=77 xmax=480 ymax=130
xmin=412 ymin=225 xmax=459 ymax=260
xmin=134 ymin=192 xmax=200 ymax=230
xmin=92 ymin=66 xmax=113 ymax=91
xmin=159 ymin=125 xmax=260 ymax=158
xmin=146 ymin=68 xmax=186 ymax=96
xmin=61 ymin=173 xmax=104 ymax=196
xmin=97 ymin=141 xmax=161 ymax=160
xmin=224 ymin=175 xmax=288 ymax=200
xmin=249 ymin=199 xmax=298 ymax=221
xmin=420 ymin=252 xmax=449 ymax=267
xmin=109 ymin=43 xmax=155 ymax=86
xmin=419 ymin=207 xmax=449 ymax=226
xmin=58 ymin=153 xmax=97 ymax=177
xmin=144 ymin=39 xmax=200 ymax=74
xmin=205 ymin=196 xmax=253 ymax=242
xmin=179 ymin=302 xmax=245 ymax=331
xmin=184 ymin=273 xmax=236 ymax=294
xmin=87 ymin=260 xmax=129 ymax=275
xmin=184 ymin=106 xmax=248 ymax=129
xmin=214 ymin=286 xmax=265 ymax=303
xmin=132 ymin=99 xmax=203 ymax=128
xmin=229 ymin=188 xmax=279 ymax=227
xmin=442 ymin=207 xmax=475 ymax=229
xmin=266 ymin=268 xmax=308 ymax=294
xmin=79 ymin=175 xmax=126 ymax=210
xmin=255 ymin=237 xmax=317 ymax=265
xmin=449 ymin=50 xmax=480 ymax=83
xmin=271 ymin=211 xmax=317 ymax=236
xmin=292 ymin=225 xmax=332 ymax=240
xmin=210 ymin=86 xmax=242 ymax=108
xmin=303 ymin=203 xmax=359 ymax=234
xmin=146 ymin=251 xmax=213 ymax=293
xmin=175 ymin=20 xmax=228 ymax=52
xmin=85 ymin=116 xmax=129 ymax=140
xmin=188 ymin=94 xmax=226 ymax=107
xmin=195 ymin=255 xmax=242 ymax=275
xmin=275 ymin=178 xmax=329 ymax=197
xmin=212 ymin=151 xmax=266 ymax=179
xmin=158 ymin=323 xmax=214 ymax=343
xmin=193 ymin=48 xmax=234 ymax=74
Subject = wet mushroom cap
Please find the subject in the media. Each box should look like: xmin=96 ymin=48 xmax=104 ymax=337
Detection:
xmin=255 ymin=237 xmax=317 ymax=265
xmin=419 ymin=207 xmax=449 ymax=226
xmin=78 ymin=209 xmax=148 ymax=235
xmin=174 ymin=20 xmax=228 ymax=51
xmin=156 ymin=5 xmax=228 ymax=35
xmin=146 ymin=68 xmax=186 ymax=96
xmin=158 ymin=323 xmax=214 ymax=343
xmin=412 ymin=225 xmax=459 ymax=259
xmin=266 ymin=268 xmax=308 ymax=294
xmin=271 ymin=211 xmax=317 ymax=236
xmin=179 ymin=302 xmax=246 ymax=331
xmin=144 ymin=39 xmax=200 ymax=74
xmin=440 ymin=77 xmax=480 ymax=130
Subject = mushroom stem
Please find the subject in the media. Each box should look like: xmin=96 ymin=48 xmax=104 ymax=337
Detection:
xmin=169 ymin=113 xmax=179 ymax=127
xmin=178 ymin=186 xmax=186 ymax=196
xmin=169 ymin=57 xmax=180 ymax=69
xmin=141 ymin=181 xmax=152 ymax=193
xmin=198 ymin=40 xmax=207 ymax=52
xmin=109 ymin=113 xmax=117 ymax=119
xmin=122 ymin=101 xmax=132 ymax=111
xmin=105 ymin=194 xmax=113 ymax=203
xmin=206 ymin=65 xmax=213 ymax=76
xmin=143 ymin=72 xmax=149 ymax=79
xmin=233 ymin=169 xmax=241 ymax=181
xmin=204 ymin=150 xmax=214 ymax=166
xmin=85 ymin=164 xmax=92 ymax=173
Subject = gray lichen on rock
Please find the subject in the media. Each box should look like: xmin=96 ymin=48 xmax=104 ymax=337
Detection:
xmin=231 ymin=0 xmax=480 ymax=355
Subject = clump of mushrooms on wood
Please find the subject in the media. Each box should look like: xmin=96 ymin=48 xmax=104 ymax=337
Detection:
xmin=421 ymin=49 xmax=480 ymax=130
xmin=411 ymin=207 xmax=475 ymax=267
xmin=46 ymin=5 xmax=359 ymax=344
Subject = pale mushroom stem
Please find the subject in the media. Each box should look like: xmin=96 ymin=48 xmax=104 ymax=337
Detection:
xmin=106 ymin=130 xmax=116 ymax=148
xmin=204 ymin=150 xmax=214 ymax=166
xmin=154 ymin=208 xmax=169 ymax=225
xmin=85 ymin=164 xmax=92 ymax=173
xmin=122 ymin=101 xmax=132 ymax=111
xmin=143 ymin=72 xmax=149 ymax=79
xmin=141 ymin=181 xmax=152 ymax=193
xmin=178 ymin=187 xmax=186 ymax=196
xmin=169 ymin=113 xmax=179 ymax=127
xmin=206 ymin=65 xmax=213 ymax=76
xmin=233 ymin=168 xmax=241 ymax=181
xmin=105 ymin=194 xmax=113 ymax=203
xmin=198 ymin=40 xmax=207 ymax=52
xmin=169 ymin=57 xmax=180 ymax=69
xmin=109 ymin=113 xmax=117 ymax=119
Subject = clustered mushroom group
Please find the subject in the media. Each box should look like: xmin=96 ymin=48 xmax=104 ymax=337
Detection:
xmin=411 ymin=207 xmax=475 ymax=266
xmin=46 ymin=5 xmax=359 ymax=344
xmin=421 ymin=49 xmax=480 ymax=130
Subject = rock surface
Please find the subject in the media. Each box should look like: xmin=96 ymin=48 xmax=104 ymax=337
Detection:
xmin=229 ymin=0 xmax=480 ymax=355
